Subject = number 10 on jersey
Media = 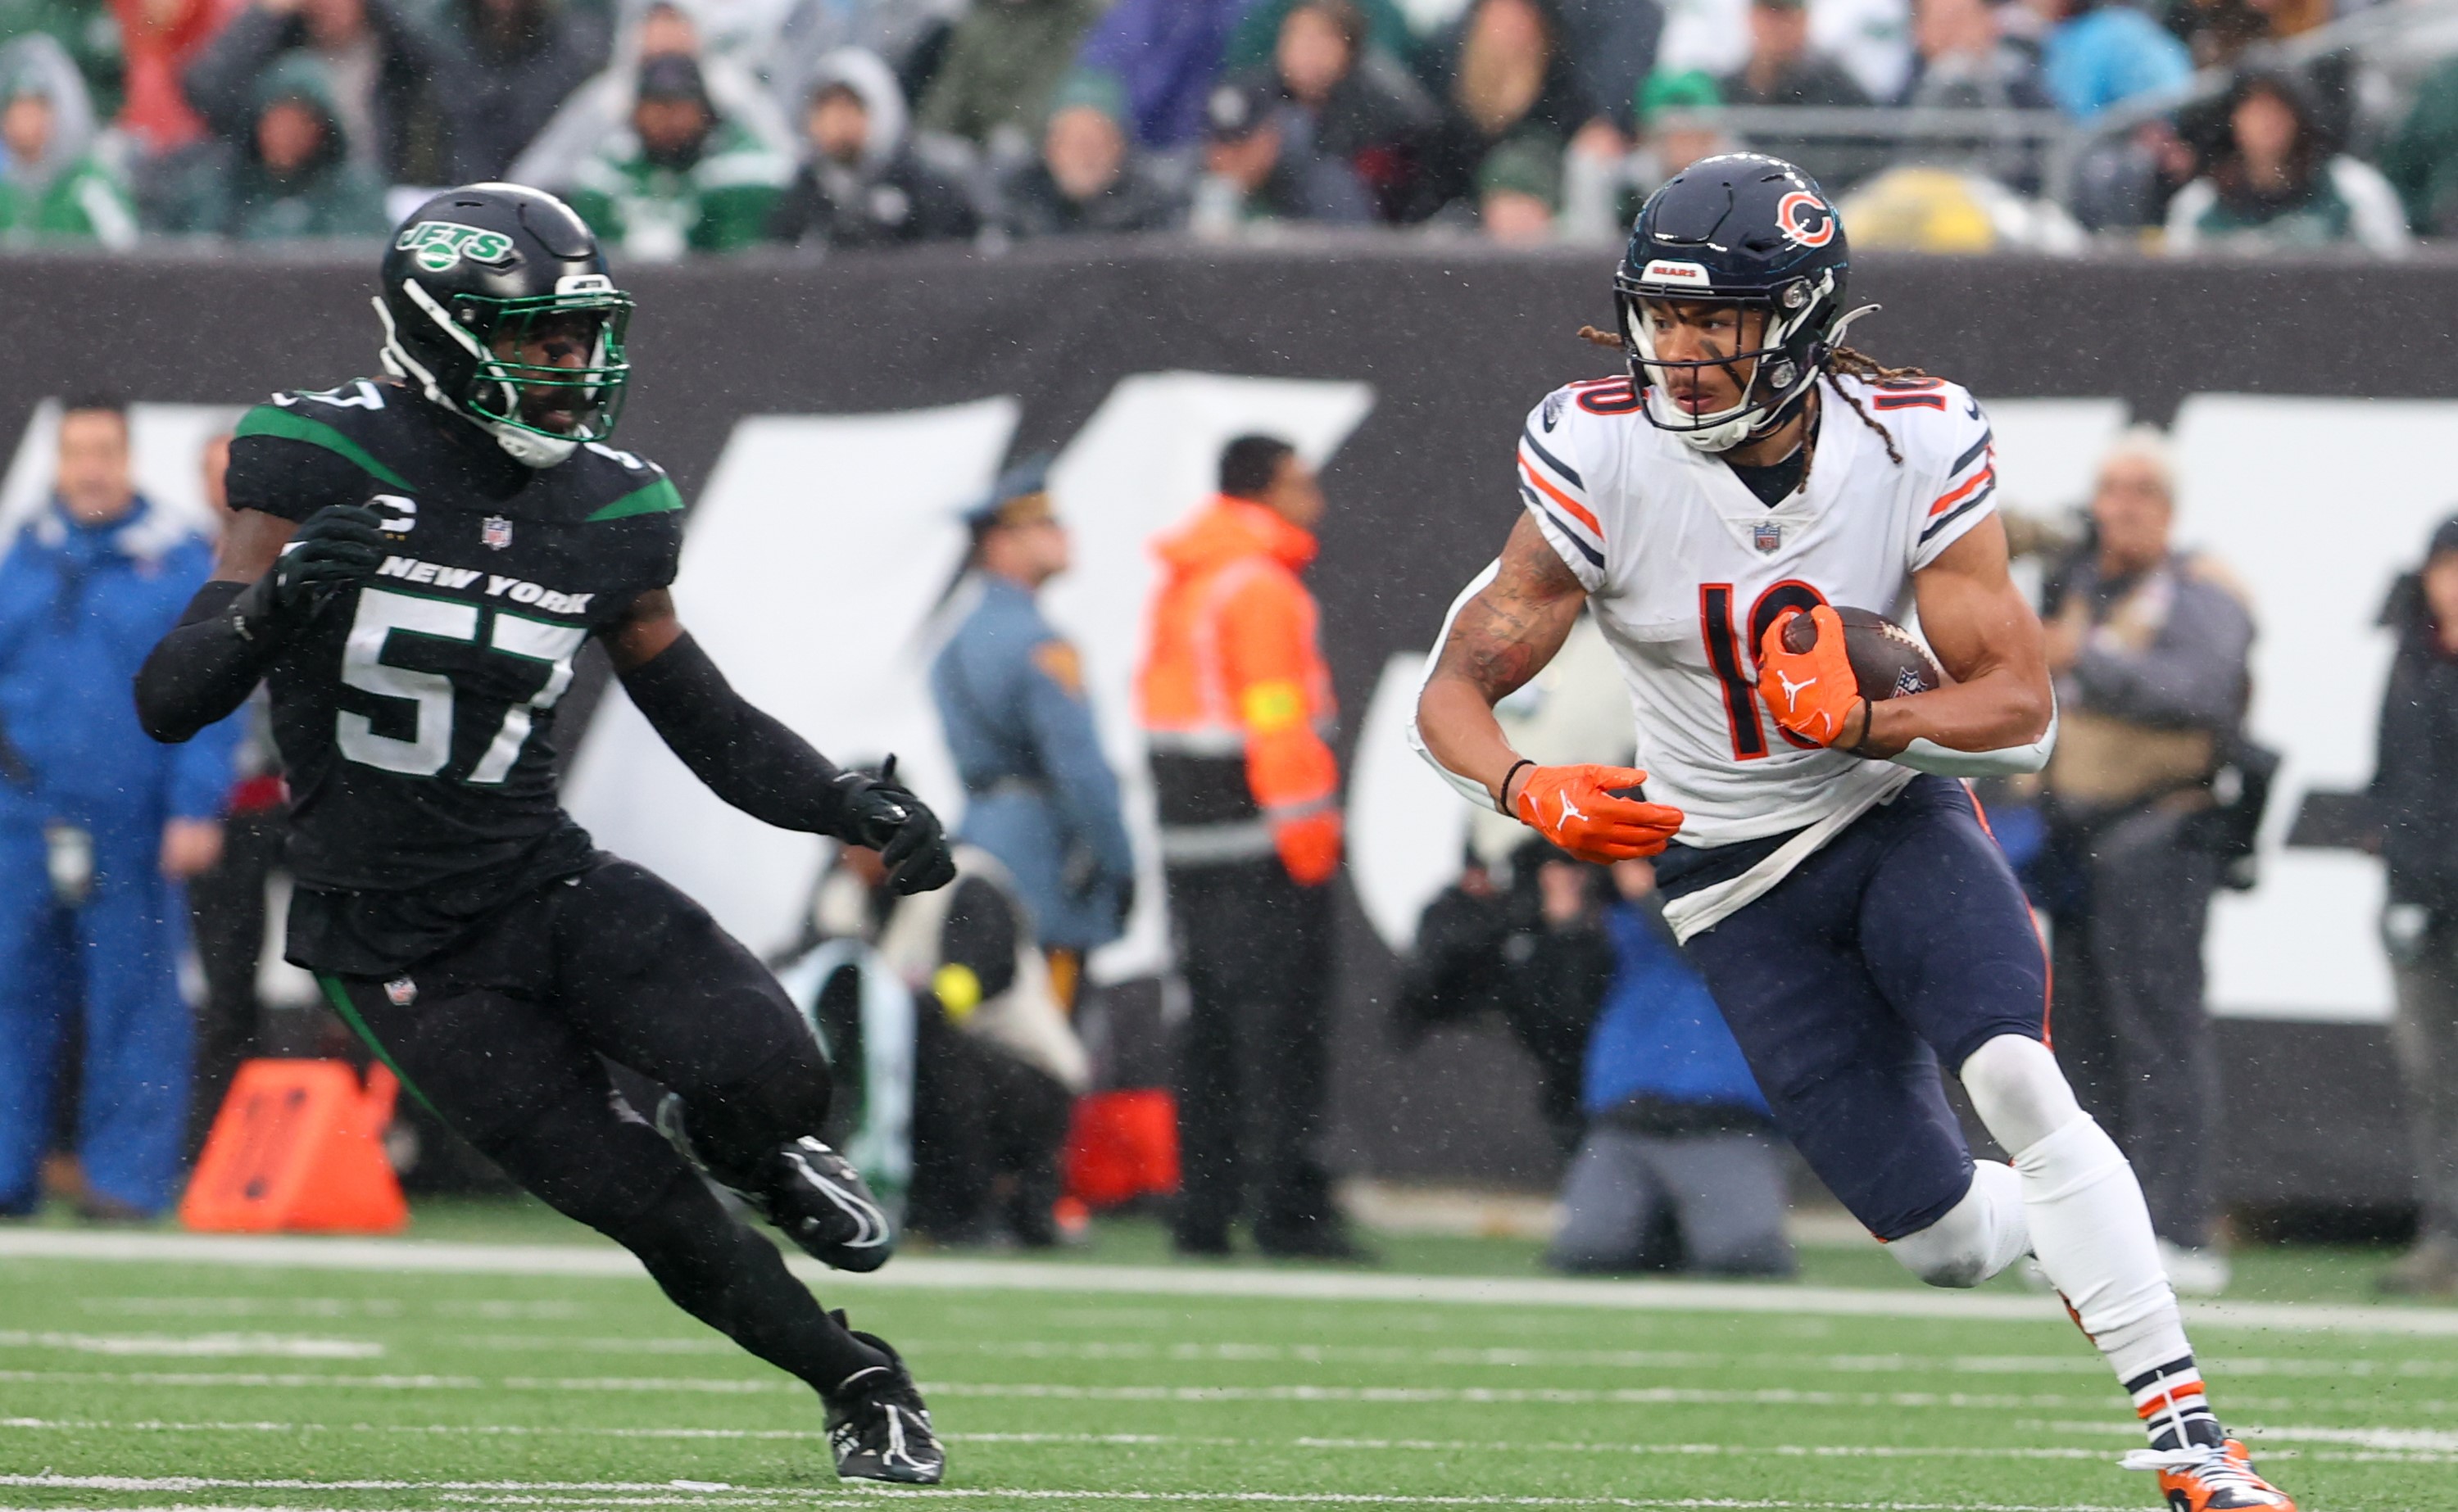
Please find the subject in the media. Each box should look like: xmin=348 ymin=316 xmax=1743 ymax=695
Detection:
xmin=1701 ymin=580 xmax=1828 ymax=760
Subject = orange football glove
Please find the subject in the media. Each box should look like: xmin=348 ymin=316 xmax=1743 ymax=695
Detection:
xmin=1274 ymin=809 xmax=1344 ymax=886
xmin=1757 ymin=606 xmax=1866 ymax=748
xmin=1511 ymin=764 xmax=1685 ymax=862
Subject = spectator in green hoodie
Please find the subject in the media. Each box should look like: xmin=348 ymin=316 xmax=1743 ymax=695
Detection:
xmin=565 ymin=51 xmax=791 ymax=257
xmin=157 ymin=52 xmax=390 ymax=240
xmin=2383 ymin=53 xmax=2458 ymax=238
xmin=0 ymin=0 xmax=123 ymax=120
xmin=0 ymin=35 xmax=134 ymax=245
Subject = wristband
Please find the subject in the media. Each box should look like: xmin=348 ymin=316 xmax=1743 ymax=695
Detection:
xmin=1496 ymin=758 xmax=1536 ymax=816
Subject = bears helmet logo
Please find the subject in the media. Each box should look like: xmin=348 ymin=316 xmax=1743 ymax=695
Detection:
xmin=1776 ymin=191 xmax=1836 ymax=249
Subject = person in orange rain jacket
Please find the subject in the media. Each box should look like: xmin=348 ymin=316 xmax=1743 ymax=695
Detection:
xmin=1136 ymin=432 xmax=1363 ymax=1261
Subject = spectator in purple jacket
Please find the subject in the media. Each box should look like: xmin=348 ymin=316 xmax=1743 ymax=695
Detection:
xmin=1073 ymin=0 xmax=1250 ymax=150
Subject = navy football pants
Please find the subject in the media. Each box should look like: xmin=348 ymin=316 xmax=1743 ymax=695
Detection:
xmin=1678 ymin=776 xmax=2050 ymax=1241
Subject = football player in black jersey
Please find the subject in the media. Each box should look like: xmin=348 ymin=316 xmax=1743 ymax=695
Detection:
xmin=135 ymin=183 xmax=952 ymax=1485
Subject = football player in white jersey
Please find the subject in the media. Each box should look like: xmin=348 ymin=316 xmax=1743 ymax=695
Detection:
xmin=1412 ymin=156 xmax=2292 ymax=1512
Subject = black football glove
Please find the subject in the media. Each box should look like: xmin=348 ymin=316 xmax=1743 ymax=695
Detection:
xmin=832 ymin=760 xmax=955 ymax=894
xmin=232 ymin=503 xmax=389 ymax=641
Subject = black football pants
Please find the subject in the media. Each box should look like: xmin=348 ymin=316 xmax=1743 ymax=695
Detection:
xmin=2391 ymin=919 xmax=2458 ymax=1243
xmin=317 ymin=856 xmax=882 ymax=1395
xmin=1166 ymin=857 xmax=1337 ymax=1246
xmin=906 ymin=1005 xmax=1074 ymax=1245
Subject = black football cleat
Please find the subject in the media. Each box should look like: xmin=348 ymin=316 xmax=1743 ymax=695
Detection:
xmin=827 ymin=1324 xmax=944 ymax=1484
xmin=753 ymin=1136 xmax=896 ymax=1273
xmin=655 ymin=1097 xmax=893 ymax=1273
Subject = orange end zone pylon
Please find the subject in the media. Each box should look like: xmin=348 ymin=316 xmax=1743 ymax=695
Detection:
xmin=1063 ymin=1088 xmax=1181 ymax=1210
xmin=180 ymin=1059 xmax=410 ymax=1234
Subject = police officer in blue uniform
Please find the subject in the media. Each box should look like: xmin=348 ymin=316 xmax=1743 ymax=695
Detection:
xmin=931 ymin=459 xmax=1135 ymax=1003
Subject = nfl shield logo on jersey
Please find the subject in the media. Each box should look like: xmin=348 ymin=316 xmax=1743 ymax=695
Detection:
xmin=483 ymin=515 xmax=514 ymax=550
xmin=1753 ymin=522 xmax=1784 ymax=554
xmin=384 ymin=976 xmax=418 ymax=1007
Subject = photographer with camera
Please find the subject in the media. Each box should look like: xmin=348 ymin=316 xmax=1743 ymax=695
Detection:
xmin=2035 ymin=428 xmax=2256 ymax=1297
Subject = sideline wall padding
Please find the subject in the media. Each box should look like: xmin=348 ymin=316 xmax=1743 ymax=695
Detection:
xmin=7 ymin=242 xmax=2447 ymax=1202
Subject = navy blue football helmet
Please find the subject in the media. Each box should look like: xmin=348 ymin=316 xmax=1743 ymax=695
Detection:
xmin=1615 ymin=154 xmax=1864 ymax=452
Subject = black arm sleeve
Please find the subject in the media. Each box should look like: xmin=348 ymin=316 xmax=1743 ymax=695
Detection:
xmin=618 ymin=629 xmax=856 ymax=836
xmin=135 ymin=579 xmax=277 ymax=744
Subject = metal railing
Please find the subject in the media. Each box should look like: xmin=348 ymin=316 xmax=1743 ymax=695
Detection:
xmin=1641 ymin=0 xmax=2458 ymax=222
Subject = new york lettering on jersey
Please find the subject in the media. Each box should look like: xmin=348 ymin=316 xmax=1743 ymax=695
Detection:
xmin=224 ymin=377 xmax=686 ymax=971
xmin=1515 ymin=370 xmax=1997 ymax=848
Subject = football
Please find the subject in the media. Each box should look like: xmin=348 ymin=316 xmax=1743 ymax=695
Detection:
xmin=1779 ymin=605 xmax=1945 ymax=701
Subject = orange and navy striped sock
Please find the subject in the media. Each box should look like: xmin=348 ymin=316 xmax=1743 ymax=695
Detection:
xmin=2127 ymin=1356 xmax=2224 ymax=1452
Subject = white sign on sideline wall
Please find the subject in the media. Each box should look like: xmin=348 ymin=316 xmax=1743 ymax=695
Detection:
xmin=564 ymin=373 xmax=1376 ymax=976
xmin=564 ymin=398 xmax=1022 ymax=960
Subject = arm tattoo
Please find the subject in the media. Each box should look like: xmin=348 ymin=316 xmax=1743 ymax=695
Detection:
xmin=1435 ymin=516 xmax=1585 ymax=704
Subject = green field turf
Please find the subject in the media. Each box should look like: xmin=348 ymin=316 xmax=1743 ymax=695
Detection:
xmin=1 ymin=1207 xmax=2454 ymax=1512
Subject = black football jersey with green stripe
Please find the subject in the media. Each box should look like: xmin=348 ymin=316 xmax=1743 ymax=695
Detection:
xmin=224 ymin=377 xmax=684 ymax=974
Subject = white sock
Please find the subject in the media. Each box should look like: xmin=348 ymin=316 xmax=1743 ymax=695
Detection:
xmin=1961 ymin=1034 xmax=2216 ymax=1450
xmin=2011 ymin=1116 xmax=2183 ymax=1347
xmin=1885 ymin=1160 xmax=2029 ymax=1288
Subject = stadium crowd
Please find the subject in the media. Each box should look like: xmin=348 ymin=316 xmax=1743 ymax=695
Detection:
xmin=0 ymin=0 xmax=2453 ymax=255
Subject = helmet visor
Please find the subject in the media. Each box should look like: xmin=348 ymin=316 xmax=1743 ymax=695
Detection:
xmin=456 ymin=290 xmax=634 ymax=443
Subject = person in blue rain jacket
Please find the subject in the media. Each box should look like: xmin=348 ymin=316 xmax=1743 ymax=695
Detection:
xmin=1546 ymin=857 xmax=1794 ymax=1277
xmin=0 ymin=400 xmax=239 ymax=1218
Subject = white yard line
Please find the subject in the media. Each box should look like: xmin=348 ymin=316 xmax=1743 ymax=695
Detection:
xmin=0 ymin=1370 xmax=2113 ymax=1409
xmin=16 ymin=1327 xmax=2457 ymax=1386
xmin=0 ymin=1478 xmax=2160 ymax=1511
xmin=5 ymin=1229 xmax=2454 ymax=1338
xmin=2236 ymin=1424 xmax=2458 ymax=1451
xmin=7 ymin=1416 xmax=2450 ymax=1464
xmin=0 ymin=1329 xmax=381 ymax=1359
xmin=76 ymin=1297 xmax=408 ymax=1318
xmin=0 ymin=1369 xmax=488 ymax=1390
xmin=678 ymin=1338 xmax=2458 ymax=1379
xmin=25 ymin=1327 xmax=2424 ymax=1385
xmin=0 ymin=1418 xmax=2100 ymax=1454
xmin=0 ymin=1368 xmax=2361 ymax=1416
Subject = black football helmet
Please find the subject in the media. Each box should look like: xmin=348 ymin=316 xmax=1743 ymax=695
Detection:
xmin=375 ymin=183 xmax=633 ymax=468
xmin=1615 ymin=154 xmax=1867 ymax=453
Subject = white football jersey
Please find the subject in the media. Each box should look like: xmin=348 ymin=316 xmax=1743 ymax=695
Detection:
xmin=1516 ymin=369 xmax=1998 ymax=847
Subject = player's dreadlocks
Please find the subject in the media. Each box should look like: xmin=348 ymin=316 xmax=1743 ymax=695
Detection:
xmin=1576 ymin=325 xmax=1925 ymax=470
xmin=1821 ymin=346 xmax=1925 ymax=466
